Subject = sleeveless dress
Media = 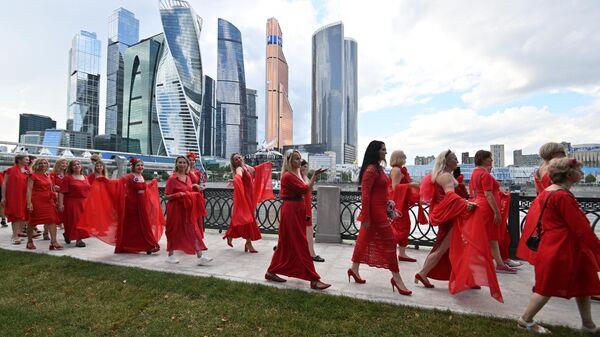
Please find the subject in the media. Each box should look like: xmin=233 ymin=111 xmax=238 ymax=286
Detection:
xmin=61 ymin=175 xmax=91 ymax=240
xmin=28 ymin=173 xmax=59 ymax=225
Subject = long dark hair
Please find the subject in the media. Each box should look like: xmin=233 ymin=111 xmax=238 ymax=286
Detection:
xmin=359 ymin=140 xmax=385 ymax=183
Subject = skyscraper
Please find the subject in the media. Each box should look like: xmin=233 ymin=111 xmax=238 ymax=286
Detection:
xmin=265 ymin=18 xmax=293 ymax=149
xmin=490 ymin=144 xmax=505 ymax=167
xmin=105 ymin=8 xmax=139 ymax=138
xmin=200 ymin=75 xmax=217 ymax=156
xmin=156 ymin=0 xmax=204 ymax=157
xmin=217 ymin=18 xmax=247 ymax=158
xmin=311 ymin=22 xmax=358 ymax=164
xmin=67 ymin=30 xmax=101 ymax=148
xmin=19 ymin=114 xmax=56 ymax=138
xmin=122 ymin=34 xmax=165 ymax=155
xmin=246 ymin=88 xmax=258 ymax=154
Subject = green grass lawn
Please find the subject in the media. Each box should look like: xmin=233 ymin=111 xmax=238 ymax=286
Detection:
xmin=0 ymin=249 xmax=581 ymax=337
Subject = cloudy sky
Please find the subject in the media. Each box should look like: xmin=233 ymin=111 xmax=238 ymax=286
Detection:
xmin=0 ymin=0 xmax=599 ymax=164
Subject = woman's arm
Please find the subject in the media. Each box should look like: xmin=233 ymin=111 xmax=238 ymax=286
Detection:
xmin=390 ymin=167 xmax=402 ymax=186
xmin=58 ymin=192 xmax=64 ymax=212
xmin=1 ymin=171 xmax=7 ymax=204
xmin=235 ymin=166 xmax=244 ymax=177
xmin=26 ymin=177 xmax=34 ymax=211
xmin=484 ymin=191 xmax=502 ymax=224
xmin=245 ymin=164 xmax=255 ymax=177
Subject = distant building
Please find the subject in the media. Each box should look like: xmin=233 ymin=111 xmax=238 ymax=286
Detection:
xmin=490 ymin=144 xmax=505 ymax=167
xmin=513 ymin=149 xmax=540 ymax=167
xmin=200 ymin=75 xmax=217 ymax=156
xmin=20 ymin=131 xmax=43 ymax=145
xmin=94 ymin=134 xmax=140 ymax=153
xmin=282 ymin=143 xmax=327 ymax=155
xmin=245 ymin=88 xmax=258 ymax=154
xmin=19 ymin=114 xmax=56 ymax=138
xmin=461 ymin=152 xmax=474 ymax=165
xmin=568 ymin=144 xmax=600 ymax=167
xmin=308 ymin=151 xmax=336 ymax=171
xmin=41 ymin=129 xmax=69 ymax=155
xmin=415 ymin=155 xmax=435 ymax=165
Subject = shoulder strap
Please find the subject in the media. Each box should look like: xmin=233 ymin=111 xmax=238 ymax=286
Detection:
xmin=536 ymin=189 xmax=561 ymax=234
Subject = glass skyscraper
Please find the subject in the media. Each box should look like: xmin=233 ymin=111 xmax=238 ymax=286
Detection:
xmin=217 ymin=18 xmax=248 ymax=158
xmin=67 ymin=30 xmax=101 ymax=148
xmin=200 ymin=75 xmax=217 ymax=156
xmin=122 ymin=34 xmax=165 ymax=155
xmin=246 ymin=88 xmax=258 ymax=154
xmin=311 ymin=22 xmax=358 ymax=164
xmin=19 ymin=114 xmax=56 ymax=138
xmin=105 ymin=8 xmax=139 ymax=138
xmin=156 ymin=0 xmax=204 ymax=157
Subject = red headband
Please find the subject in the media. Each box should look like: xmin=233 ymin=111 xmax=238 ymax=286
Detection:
xmin=129 ymin=157 xmax=138 ymax=165
xmin=186 ymin=152 xmax=198 ymax=159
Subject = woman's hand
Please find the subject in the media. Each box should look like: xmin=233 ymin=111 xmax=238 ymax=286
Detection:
xmin=58 ymin=204 xmax=64 ymax=212
xmin=314 ymin=168 xmax=328 ymax=176
xmin=467 ymin=202 xmax=477 ymax=211
xmin=27 ymin=203 xmax=33 ymax=212
xmin=493 ymin=211 xmax=502 ymax=225
xmin=192 ymin=184 xmax=200 ymax=191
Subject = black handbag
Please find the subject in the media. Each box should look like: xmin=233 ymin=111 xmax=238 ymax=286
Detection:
xmin=526 ymin=190 xmax=559 ymax=252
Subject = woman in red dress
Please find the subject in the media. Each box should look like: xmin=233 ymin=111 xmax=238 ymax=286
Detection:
xmin=0 ymin=171 xmax=6 ymax=227
xmin=58 ymin=160 xmax=91 ymax=247
xmin=453 ymin=167 xmax=469 ymax=199
xmin=26 ymin=158 xmax=61 ymax=250
xmin=265 ymin=150 xmax=330 ymax=290
xmin=87 ymin=159 xmax=108 ymax=184
xmin=517 ymin=158 xmax=599 ymax=334
xmin=348 ymin=141 xmax=411 ymax=295
xmin=186 ymin=152 xmax=206 ymax=191
xmin=164 ymin=156 xmax=211 ymax=265
xmin=389 ymin=150 xmax=420 ymax=262
xmin=415 ymin=150 xmax=477 ymax=290
xmin=468 ymin=150 xmax=518 ymax=274
xmin=224 ymin=153 xmax=274 ymax=253
xmin=300 ymin=159 xmax=324 ymax=262
xmin=1 ymin=154 xmax=30 ymax=245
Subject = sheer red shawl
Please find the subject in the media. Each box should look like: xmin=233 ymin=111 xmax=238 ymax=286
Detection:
xmin=230 ymin=162 xmax=274 ymax=227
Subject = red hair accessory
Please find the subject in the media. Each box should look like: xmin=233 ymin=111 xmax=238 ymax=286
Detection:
xmin=186 ymin=152 xmax=198 ymax=159
xmin=569 ymin=158 xmax=577 ymax=167
xmin=129 ymin=157 xmax=138 ymax=165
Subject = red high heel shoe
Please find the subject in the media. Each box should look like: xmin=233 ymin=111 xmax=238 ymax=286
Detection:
xmin=265 ymin=273 xmax=286 ymax=283
xmin=398 ymin=255 xmax=417 ymax=262
xmin=225 ymin=236 xmax=233 ymax=248
xmin=391 ymin=278 xmax=412 ymax=296
xmin=414 ymin=273 xmax=434 ymax=288
xmin=244 ymin=242 xmax=258 ymax=253
xmin=26 ymin=241 xmax=36 ymax=250
xmin=347 ymin=269 xmax=366 ymax=284
xmin=310 ymin=280 xmax=331 ymax=290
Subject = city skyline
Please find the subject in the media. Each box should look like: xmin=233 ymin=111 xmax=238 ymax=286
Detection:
xmin=1 ymin=1 xmax=599 ymax=164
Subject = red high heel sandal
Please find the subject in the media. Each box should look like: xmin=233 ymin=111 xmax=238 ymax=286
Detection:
xmin=398 ymin=255 xmax=417 ymax=262
xmin=347 ymin=269 xmax=366 ymax=284
xmin=225 ymin=236 xmax=233 ymax=248
xmin=26 ymin=241 xmax=36 ymax=250
xmin=414 ymin=273 xmax=434 ymax=288
xmin=244 ymin=243 xmax=258 ymax=253
xmin=49 ymin=242 xmax=64 ymax=250
xmin=391 ymin=278 xmax=412 ymax=296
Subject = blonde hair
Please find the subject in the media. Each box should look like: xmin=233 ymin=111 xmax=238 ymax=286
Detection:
xmin=229 ymin=153 xmax=243 ymax=174
xmin=548 ymin=158 xmax=582 ymax=184
xmin=389 ymin=150 xmax=406 ymax=167
xmin=539 ymin=142 xmax=566 ymax=162
xmin=53 ymin=158 xmax=68 ymax=175
xmin=31 ymin=158 xmax=49 ymax=173
xmin=431 ymin=150 xmax=453 ymax=181
xmin=282 ymin=150 xmax=301 ymax=175
xmin=93 ymin=159 xmax=108 ymax=176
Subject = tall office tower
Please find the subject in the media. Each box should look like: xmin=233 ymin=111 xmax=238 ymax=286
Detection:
xmin=122 ymin=34 xmax=165 ymax=155
xmin=67 ymin=30 xmax=101 ymax=148
xmin=490 ymin=144 xmax=505 ymax=167
xmin=311 ymin=22 xmax=358 ymax=164
xmin=105 ymin=8 xmax=139 ymax=139
xmin=200 ymin=75 xmax=217 ymax=156
xmin=265 ymin=18 xmax=293 ymax=149
xmin=246 ymin=88 xmax=258 ymax=154
xmin=19 ymin=114 xmax=56 ymax=138
xmin=217 ymin=18 xmax=247 ymax=157
xmin=157 ymin=0 xmax=204 ymax=157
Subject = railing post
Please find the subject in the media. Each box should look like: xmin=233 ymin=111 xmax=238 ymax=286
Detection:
xmin=508 ymin=192 xmax=521 ymax=259
xmin=315 ymin=186 xmax=342 ymax=243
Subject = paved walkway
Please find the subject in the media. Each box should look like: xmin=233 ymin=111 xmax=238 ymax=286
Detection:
xmin=0 ymin=227 xmax=593 ymax=329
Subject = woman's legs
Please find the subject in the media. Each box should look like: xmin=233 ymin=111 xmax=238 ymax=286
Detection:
xmin=391 ymin=271 xmax=409 ymax=291
xmin=521 ymin=293 xmax=551 ymax=322
xmin=350 ymin=262 xmax=361 ymax=278
xmin=417 ymin=228 xmax=453 ymax=280
xmin=11 ymin=220 xmax=24 ymax=241
xmin=489 ymin=240 xmax=506 ymax=266
xmin=306 ymin=226 xmax=316 ymax=257
xmin=576 ymin=296 xmax=596 ymax=329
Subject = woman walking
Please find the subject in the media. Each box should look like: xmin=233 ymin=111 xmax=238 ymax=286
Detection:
xmin=300 ymin=159 xmax=324 ymax=262
xmin=1 ymin=154 xmax=30 ymax=245
xmin=26 ymin=158 xmax=61 ymax=250
xmin=348 ymin=141 xmax=411 ymax=295
xmin=265 ymin=150 xmax=330 ymax=289
xmin=58 ymin=160 xmax=91 ymax=247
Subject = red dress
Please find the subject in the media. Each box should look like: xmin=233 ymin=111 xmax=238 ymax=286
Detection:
xmin=28 ymin=173 xmax=60 ymax=225
xmin=87 ymin=173 xmax=102 ymax=185
xmin=534 ymin=172 xmax=552 ymax=194
xmin=50 ymin=172 xmax=65 ymax=223
xmin=187 ymin=169 xmax=208 ymax=232
xmin=469 ymin=167 xmax=501 ymax=241
xmin=267 ymin=172 xmax=321 ymax=281
xmin=61 ymin=175 xmax=91 ymax=240
xmin=352 ymin=165 xmax=399 ymax=272
xmin=390 ymin=167 xmax=419 ymax=247
xmin=532 ymin=190 xmax=600 ymax=298
xmin=3 ymin=165 xmax=29 ymax=222
xmin=518 ymin=171 xmax=552 ymax=261
xmin=304 ymin=186 xmax=313 ymax=227
xmin=165 ymin=174 xmax=207 ymax=254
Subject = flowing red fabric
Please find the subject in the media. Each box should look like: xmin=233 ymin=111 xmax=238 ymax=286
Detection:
xmin=61 ymin=176 xmax=91 ymax=240
xmin=28 ymin=173 xmax=60 ymax=225
xmin=534 ymin=172 xmax=552 ymax=194
xmin=251 ymin=162 xmax=275 ymax=204
xmin=304 ymin=186 xmax=313 ymax=226
xmin=267 ymin=172 xmax=321 ymax=281
xmin=455 ymin=175 xmax=469 ymax=199
xmin=165 ymin=174 xmax=206 ymax=254
xmin=77 ymin=177 xmax=121 ymax=245
xmin=353 ymin=165 xmax=399 ymax=272
xmin=532 ymin=190 xmax=600 ymax=298
xmin=498 ymin=192 xmax=511 ymax=260
xmin=390 ymin=168 xmax=422 ymax=246
xmin=3 ymin=165 xmax=29 ymax=222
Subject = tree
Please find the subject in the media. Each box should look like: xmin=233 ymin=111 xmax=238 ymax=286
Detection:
xmin=584 ymin=173 xmax=597 ymax=184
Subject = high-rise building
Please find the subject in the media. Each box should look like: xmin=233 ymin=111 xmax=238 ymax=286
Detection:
xmin=217 ymin=18 xmax=248 ymax=158
xmin=67 ymin=30 xmax=101 ymax=148
xmin=513 ymin=149 xmax=541 ymax=167
xmin=156 ymin=0 xmax=204 ymax=157
xmin=42 ymin=129 xmax=69 ymax=155
xmin=569 ymin=144 xmax=600 ymax=167
xmin=105 ymin=8 xmax=139 ymax=139
xmin=265 ymin=18 xmax=293 ymax=149
xmin=490 ymin=144 xmax=505 ymax=167
xmin=200 ymin=75 xmax=217 ymax=156
xmin=20 ymin=131 xmax=43 ymax=145
xmin=122 ymin=33 xmax=165 ymax=155
xmin=246 ymin=88 xmax=258 ymax=154
xmin=415 ymin=155 xmax=436 ymax=165
xmin=311 ymin=22 xmax=358 ymax=164
xmin=462 ymin=152 xmax=474 ymax=164
xmin=19 ymin=114 xmax=56 ymax=138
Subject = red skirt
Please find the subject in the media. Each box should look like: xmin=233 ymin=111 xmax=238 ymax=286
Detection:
xmin=267 ymin=200 xmax=321 ymax=281
xmin=166 ymin=197 xmax=206 ymax=254
xmin=29 ymin=194 xmax=60 ymax=226
xmin=471 ymin=198 xmax=498 ymax=241
xmin=427 ymin=222 xmax=453 ymax=281
xmin=351 ymin=220 xmax=399 ymax=272
xmin=115 ymin=194 xmax=160 ymax=253
xmin=225 ymin=220 xmax=262 ymax=241
xmin=63 ymin=196 xmax=90 ymax=240
xmin=391 ymin=212 xmax=411 ymax=247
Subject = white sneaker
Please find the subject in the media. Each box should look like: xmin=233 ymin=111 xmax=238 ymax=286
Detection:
xmin=504 ymin=259 xmax=523 ymax=269
xmin=197 ymin=255 xmax=213 ymax=265
xmin=166 ymin=255 xmax=179 ymax=264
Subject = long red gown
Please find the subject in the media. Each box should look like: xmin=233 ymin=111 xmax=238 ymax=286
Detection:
xmin=165 ymin=174 xmax=207 ymax=254
xmin=469 ymin=167 xmax=501 ymax=241
xmin=61 ymin=175 xmax=91 ymax=240
xmin=390 ymin=167 xmax=421 ymax=247
xmin=50 ymin=172 xmax=65 ymax=223
xmin=28 ymin=173 xmax=60 ymax=226
xmin=518 ymin=172 xmax=553 ymax=261
xmin=532 ymin=189 xmax=600 ymax=298
xmin=267 ymin=172 xmax=321 ymax=281
xmin=3 ymin=165 xmax=29 ymax=222
xmin=187 ymin=168 xmax=208 ymax=232
xmin=352 ymin=164 xmax=399 ymax=272
xmin=225 ymin=162 xmax=274 ymax=241
xmin=304 ymin=185 xmax=313 ymax=227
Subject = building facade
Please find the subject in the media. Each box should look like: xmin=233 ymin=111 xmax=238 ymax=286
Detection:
xmin=105 ymin=8 xmax=139 ymax=139
xmin=217 ymin=18 xmax=248 ymax=158
xmin=513 ymin=149 xmax=541 ymax=167
xmin=67 ymin=30 xmax=101 ymax=148
xmin=265 ymin=18 xmax=293 ymax=149
xmin=311 ymin=22 xmax=358 ymax=164
xmin=20 ymin=131 xmax=43 ymax=146
xmin=246 ymin=88 xmax=258 ymax=154
xmin=156 ymin=0 xmax=204 ymax=157
xmin=490 ymin=144 xmax=505 ymax=167
xmin=569 ymin=144 xmax=600 ymax=167
xmin=415 ymin=155 xmax=435 ymax=165
xmin=461 ymin=151 xmax=474 ymax=165
xmin=19 ymin=114 xmax=56 ymax=138
xmin=200 ymin=75 xmax=217 ymax=156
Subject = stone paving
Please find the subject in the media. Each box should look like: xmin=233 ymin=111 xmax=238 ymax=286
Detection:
xmin=0 ymin=227 xmax=595 ymax=329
